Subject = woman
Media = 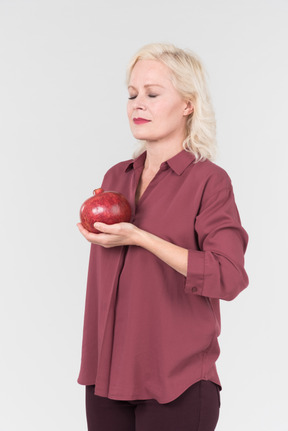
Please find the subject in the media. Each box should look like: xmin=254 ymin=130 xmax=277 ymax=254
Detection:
xmin=77 ymin=43 xmax=249 ymax=431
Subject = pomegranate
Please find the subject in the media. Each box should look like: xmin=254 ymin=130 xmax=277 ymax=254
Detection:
xmin=80 ymin=188 xmax=132 ymax=233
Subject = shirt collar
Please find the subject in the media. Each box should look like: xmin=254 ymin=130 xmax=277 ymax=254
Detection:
xmin=125 ymin=149 xmax=196 ymax=175
xmin=166 ymin=149 xmax=196 ymax=175
xmin=125 ymin=151 xmax=147 ymax=172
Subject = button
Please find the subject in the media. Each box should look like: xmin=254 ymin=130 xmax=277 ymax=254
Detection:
xmin=191 ymin=287 xmax=198 ymax=293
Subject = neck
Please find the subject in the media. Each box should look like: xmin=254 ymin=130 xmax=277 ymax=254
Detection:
xmin=144 ymin=140 xmax=184 ymax=172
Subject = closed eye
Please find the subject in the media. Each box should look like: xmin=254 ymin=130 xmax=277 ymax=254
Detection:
xmin=128 ymin=94 xmax=158 ymax=100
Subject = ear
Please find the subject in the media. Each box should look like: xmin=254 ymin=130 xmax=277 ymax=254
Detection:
xmin=183 ymin=101 xmax=194 ymax=116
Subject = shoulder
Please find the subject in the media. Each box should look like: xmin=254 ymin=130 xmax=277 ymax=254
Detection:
xmin=192 ymin=159 xmax=233 ymax=193
xmin=104 ymin=158 xmax=133 ymax=176
xmin=101 ymin=158 xmax=134 ymax=189
xmin=186 ymin=159 xmax=235 ymax=205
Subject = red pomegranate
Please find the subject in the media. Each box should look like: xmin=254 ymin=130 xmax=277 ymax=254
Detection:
xmin=80 ymin=188 xmax=132 ymax=233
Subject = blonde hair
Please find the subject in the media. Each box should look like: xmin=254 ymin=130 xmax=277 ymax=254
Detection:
xmin=126 ymin=43 xmax=217 ymax=162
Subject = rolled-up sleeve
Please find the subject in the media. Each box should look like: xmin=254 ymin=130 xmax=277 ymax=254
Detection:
xmin=185 ymin=183 xmax=249 ymax=301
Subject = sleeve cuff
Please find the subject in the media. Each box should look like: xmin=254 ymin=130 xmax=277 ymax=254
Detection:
xmin=184 ymin=249 xmax=206 ymax=295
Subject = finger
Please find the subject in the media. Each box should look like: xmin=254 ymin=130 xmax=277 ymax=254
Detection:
xmin=77 ymin=222 xmax=87 ymax=234
xmin=77 ymin=222 xmax=92 ymax=239
xmin=94 ymin=222 xmax=116 ymax=233
xmin=77 ymin=222 xmax=98 ymax=239
xmin=77 ymin=223 xmax=107 ymax=244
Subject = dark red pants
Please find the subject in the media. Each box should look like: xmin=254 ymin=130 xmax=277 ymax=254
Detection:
xmin=86 ymin=380 xmax=220 ymax=431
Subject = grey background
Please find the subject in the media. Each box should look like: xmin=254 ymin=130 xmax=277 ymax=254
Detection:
xmin=0 ymin=0 xmax=287 ymax=429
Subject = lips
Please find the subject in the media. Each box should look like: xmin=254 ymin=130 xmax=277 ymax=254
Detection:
xmin=133 ymin=118 xmax=151 ymax=125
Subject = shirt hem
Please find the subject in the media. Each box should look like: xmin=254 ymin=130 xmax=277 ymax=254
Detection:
xmin=91 ymin=377 xmax=221 ymax=404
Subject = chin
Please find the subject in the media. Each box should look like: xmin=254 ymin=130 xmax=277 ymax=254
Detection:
xmin=131 ymin=132 xmax=150 ymax=141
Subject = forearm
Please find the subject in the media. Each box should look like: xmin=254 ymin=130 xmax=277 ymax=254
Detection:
xmin=135 ymin=229 xmax=188 ymax=277
xmin=78 ymin=221 xmax=188 ymax=277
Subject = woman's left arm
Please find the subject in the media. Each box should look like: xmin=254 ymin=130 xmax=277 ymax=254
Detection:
xmin=185 ymin=184 xmax=249 ymax=301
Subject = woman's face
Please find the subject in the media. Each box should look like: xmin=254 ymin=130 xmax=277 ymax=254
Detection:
xmin=127 ymin=60 xmax=192 ymax=148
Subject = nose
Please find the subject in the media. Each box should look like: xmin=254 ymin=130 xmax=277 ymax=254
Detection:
xmin=132 ymin=94 xmax=146 ymax=111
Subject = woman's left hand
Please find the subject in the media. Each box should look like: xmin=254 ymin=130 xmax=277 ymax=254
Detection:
xmin=77 ymin=222 xmax=140 ymax=248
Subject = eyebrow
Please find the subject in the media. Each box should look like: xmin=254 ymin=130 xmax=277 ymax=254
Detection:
xmin=128 ymin=84 xmax=164 ymax=90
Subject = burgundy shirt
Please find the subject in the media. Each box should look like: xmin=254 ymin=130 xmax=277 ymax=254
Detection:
xmin=78 ymin=149 xmax=249 ymax=403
